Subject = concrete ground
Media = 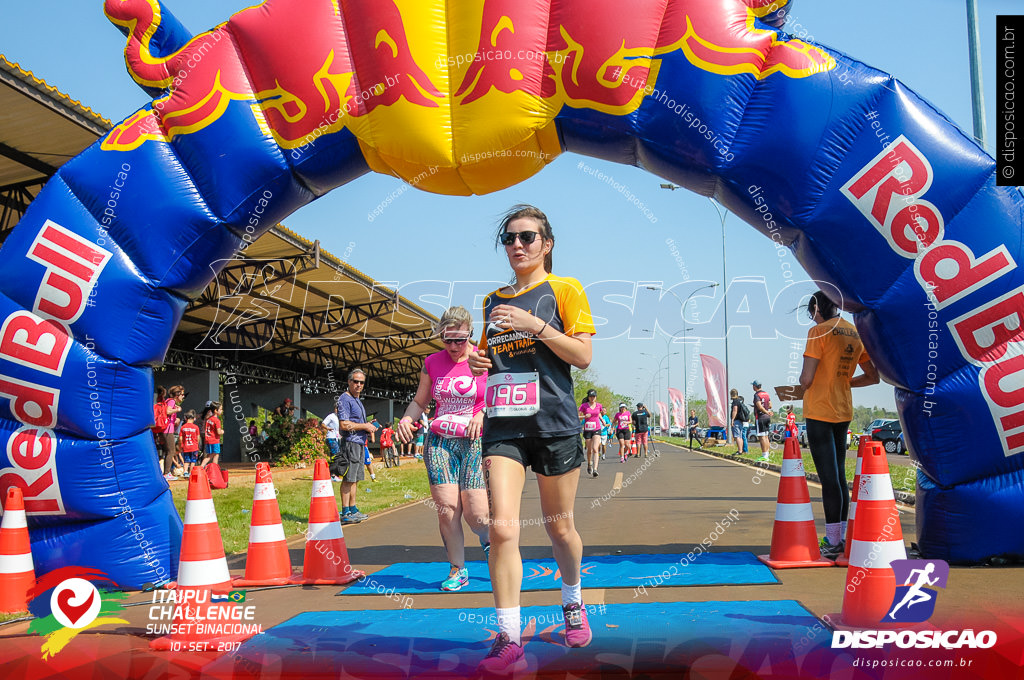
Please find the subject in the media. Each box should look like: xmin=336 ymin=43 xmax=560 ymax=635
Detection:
xmin=2 ymin=439 xmax=1020 ymax=678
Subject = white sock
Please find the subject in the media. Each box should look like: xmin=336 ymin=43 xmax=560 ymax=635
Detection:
xmin=825 ymin=522 xmax=842 ymax=545
xmin=841 ymin=520 xmax=848 ymax=540
xmin=561 ymin=579 xmax=582 ymax=607
xmin=496 ymin=607 xmax=521 ymax=645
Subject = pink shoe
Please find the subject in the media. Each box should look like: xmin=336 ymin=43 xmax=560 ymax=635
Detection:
xmin=477 ymin=631 xmax=526 ymax=675
xmin=562 ymin=602 xmax=592 ymax=648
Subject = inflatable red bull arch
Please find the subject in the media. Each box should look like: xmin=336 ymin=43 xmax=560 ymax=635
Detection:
xmin=0 ymin=0 xmax=1021 ymax=586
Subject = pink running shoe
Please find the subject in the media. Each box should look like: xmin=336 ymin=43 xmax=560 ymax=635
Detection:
xmin=477 ymin=631 xmax=526 ymax=675
xmin=562 ymin=602 xmax=593 ymax=647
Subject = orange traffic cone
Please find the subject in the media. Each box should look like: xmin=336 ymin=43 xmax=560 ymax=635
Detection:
xmin=292 ymin=459 xmax=362 ymax=585
xmin=630 ymin=437 xmax=637 ymax=456
xmin=234 ymin=463 xmax=298 ymax=586
xmin=0 ymin=487 xmax=34 ymax=613
xmin=835 ymin=438 xmax=871 ymax=567
xmin=758 ymin=438 xmax=834 ymax=568
xmin=840 ymin=444 xmax=907 ymax=627
xmin=171 ymin=466 xmax=233 ymax=592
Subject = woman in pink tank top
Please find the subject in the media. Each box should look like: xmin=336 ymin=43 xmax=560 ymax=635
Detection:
xmin=397 ymin=306 xmax=489 ymax=592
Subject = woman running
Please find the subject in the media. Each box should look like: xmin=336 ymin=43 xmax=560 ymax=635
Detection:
xmin=469 ymin=205 xmax=595 ymax=673
xmin=612 ymin=404 xmax=632 ymax=462
xmin=798 ymin=291 xmax=879 ymax=558
xmin=579 ymin=389 xmax=603 ymax=478
xmin=398 ymin=306 xmax=490 ymax=591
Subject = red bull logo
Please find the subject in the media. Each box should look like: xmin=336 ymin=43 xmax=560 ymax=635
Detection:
xmin=659 ymin=0 xmax=834 ymax=79
xmin=100 ymin=0 xmax=833 ymax=190
xmin=102 ymin=0 xmax=442 ymax=152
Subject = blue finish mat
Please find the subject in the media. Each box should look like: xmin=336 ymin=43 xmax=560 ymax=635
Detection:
xmin=340 ymin=551 xmax=778 ymax=595
xmin=203 ymin=600 xmax=830 ymax=679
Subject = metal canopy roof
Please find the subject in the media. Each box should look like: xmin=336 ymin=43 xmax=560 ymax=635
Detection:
xmin=0 ymin=56 xmax=441 ymax=397
xmin=171 ymin=225 xmax=443 ymax=395
xmin=0 ymin=55 xmax=112 ymax=238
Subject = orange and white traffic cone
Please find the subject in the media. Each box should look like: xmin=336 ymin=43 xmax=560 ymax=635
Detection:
xmin=840 ymin=443 xmax=907 ymax=628
xmin=835 ymin=438 xmax=872 ymax=568
xmin=758 ymin=437 xmax=834 ymax=568
xmin=171 ymin=466 xmax=233 ymax=593
xmin=0 ymin=487 xmax=34 ymax=613
xmin=292 ymin=458 xmax=362 ymax=585
xmin=630 ymin=438 xmax=637 ymax=456
xmin=234 ymin=463 xmax=297 ymax=586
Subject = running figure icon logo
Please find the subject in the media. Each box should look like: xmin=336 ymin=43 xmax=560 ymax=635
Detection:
xmin=882 ymin=559 xmax=950 ymax=623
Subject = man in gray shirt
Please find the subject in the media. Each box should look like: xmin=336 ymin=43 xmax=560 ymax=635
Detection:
xmin=336 ymin=368 xmax=375 ymax=523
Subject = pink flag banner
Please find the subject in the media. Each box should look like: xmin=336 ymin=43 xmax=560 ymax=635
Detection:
xmin=700 ymin=354 xmax=728 ymax=428
xmin=656 ymin=401 xmax=670 ymax=429
xmin=667 ymin=387 xmax=683 ymax=427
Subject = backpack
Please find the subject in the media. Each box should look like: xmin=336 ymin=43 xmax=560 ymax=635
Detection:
xmin=153 ymin=402 xmax=168 ymax=431
xmin=735 ymin=400 xmax=750 ymax=422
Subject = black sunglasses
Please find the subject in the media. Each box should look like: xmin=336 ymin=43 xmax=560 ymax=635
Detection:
xmin=499 ymin=231 xmax=541 ymax=246
xmin=443 ymin=337 xmax=469 ymax=345
xmin=350 ymin=379 xmax=365 ymax=384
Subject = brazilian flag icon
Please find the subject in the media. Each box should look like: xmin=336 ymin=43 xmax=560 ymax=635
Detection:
xmin=212 ymin=590 xmax=246 ymax=603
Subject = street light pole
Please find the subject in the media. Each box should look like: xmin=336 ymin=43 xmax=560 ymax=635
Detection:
xmin=646 ymin=281 xmax=718 ymax=426
xmin=641 ymin=351 xmax=679 ymax=429
xmin=658 ymin=183 xmax=731 ymax=400
xmin=709 ymin=198 xmax=731 ymax=394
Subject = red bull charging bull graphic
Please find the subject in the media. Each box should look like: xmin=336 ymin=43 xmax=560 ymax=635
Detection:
xmin=0 ymin=0 xmax=1021 ymax=591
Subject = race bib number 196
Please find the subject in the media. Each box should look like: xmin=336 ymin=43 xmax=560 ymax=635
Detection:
xmin=486 ymin=372 xmax=540 ymax=417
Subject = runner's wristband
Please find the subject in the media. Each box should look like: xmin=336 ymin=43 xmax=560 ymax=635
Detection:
xmin=535 ymin=321 xmax=548 ymax=337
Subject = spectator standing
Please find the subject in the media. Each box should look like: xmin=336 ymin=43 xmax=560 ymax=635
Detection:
xmin=203 ymin=402 xmax=223 ymax=468
xmin=687 ymin=409 xmax=699 ymax=450
xmin=161 ymin=386 xmax=184 ymax=480
xmin=337 ymin=368 xmax=375 ymax=523
xmin=752 ymin=380 xmax=773 ymax=461
xmin=785 ymin=405 xmax=798 ymax=439
xmin=179 ymin=411 xmax=200 ymax=476
xmin=631 ymin=403 xmax=651 ymax=458
xmin=380 ymin=423 xmax=396 ymax=465
xmin=730 ymin=389 xmax=750 ymax=455
xmin=322 ymin=405 xmax=343 ymax=482
xmin=799 ymin=291 xmax=879 ymax=558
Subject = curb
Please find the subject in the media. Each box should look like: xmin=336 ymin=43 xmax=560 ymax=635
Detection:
xmin=664 ymin=441 xmax=916 ymax=507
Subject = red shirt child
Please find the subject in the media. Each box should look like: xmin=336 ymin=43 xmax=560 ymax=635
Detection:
xmin=179 ymin=416 xmax=200 ymax=468
xmin=204 ymin=414 xmax=222 ymax=444
xmin=785 ymin=410 xmax=797 ymax=437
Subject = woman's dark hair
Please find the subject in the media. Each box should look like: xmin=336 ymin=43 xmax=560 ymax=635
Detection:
xmin=155 ymin=386 xmax=166 ymax=402
xmin=807 ymin=290 xmax=840 ymax=320
xmin=496 ymin=204 xmax=554 ymax=273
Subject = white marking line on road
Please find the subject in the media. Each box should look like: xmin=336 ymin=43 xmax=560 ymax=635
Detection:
xmin=654 ymin=439 xmax=916 ymax=513
xmin=612 ymin=472 xmax=623 ymax=491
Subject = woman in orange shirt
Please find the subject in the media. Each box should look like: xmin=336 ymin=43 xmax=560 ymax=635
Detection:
xmin=798 ymin=291 xmax=879 ymax=558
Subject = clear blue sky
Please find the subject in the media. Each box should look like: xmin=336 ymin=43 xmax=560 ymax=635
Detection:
xmin=2 ymin=0 xmax=1019 ymax=413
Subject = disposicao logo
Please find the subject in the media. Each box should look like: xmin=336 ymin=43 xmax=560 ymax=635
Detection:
xmin=884 ymin=558 xmax=948 ymax=623
xmin=832 ymin=559 xmax=997 ymax=650
xmin=26 ymin=567 xmax=128 ymax=658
